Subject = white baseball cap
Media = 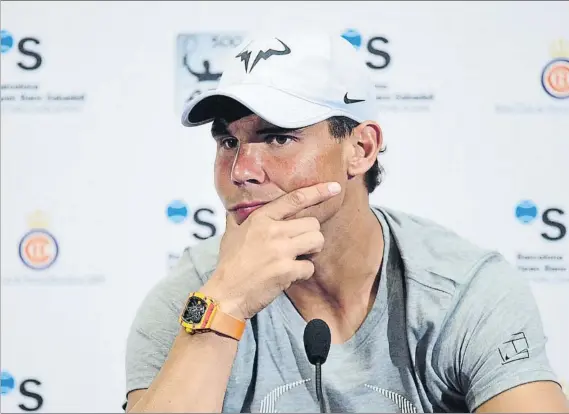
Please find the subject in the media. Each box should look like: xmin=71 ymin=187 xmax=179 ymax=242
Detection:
xmin=181 ymin=30 xmax=378 ymax=129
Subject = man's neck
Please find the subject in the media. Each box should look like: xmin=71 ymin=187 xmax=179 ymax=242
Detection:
xmin=285 ymin=191 xmax=384 ymax=343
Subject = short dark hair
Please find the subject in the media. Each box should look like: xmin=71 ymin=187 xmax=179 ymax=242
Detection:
xmin=327 ymin=116 xmax=385 ymax=193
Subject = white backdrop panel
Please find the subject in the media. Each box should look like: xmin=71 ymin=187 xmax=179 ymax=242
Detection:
xmin=1 ymin=1 xmax=568 ymax=412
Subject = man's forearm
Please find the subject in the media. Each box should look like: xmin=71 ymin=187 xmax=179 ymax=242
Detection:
xmin=127 ymin=327 xmax=238 ymax=413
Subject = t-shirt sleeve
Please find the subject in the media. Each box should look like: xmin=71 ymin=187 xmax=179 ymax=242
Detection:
xmin=122 ymin=248 xmax=206 ymax=410
xmin=438 ymin=255 xmax=560 ymax=412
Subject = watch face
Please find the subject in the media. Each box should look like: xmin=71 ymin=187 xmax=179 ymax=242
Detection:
xmin=182 ymin=296 xmax=208 ymax=324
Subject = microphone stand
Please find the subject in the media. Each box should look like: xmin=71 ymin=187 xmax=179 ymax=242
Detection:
xmin=315 ymin=361 xmax=325 ymax=413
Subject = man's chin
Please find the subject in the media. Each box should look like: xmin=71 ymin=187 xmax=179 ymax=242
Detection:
xmin=285 ymin=203 xmax=332 ymax=223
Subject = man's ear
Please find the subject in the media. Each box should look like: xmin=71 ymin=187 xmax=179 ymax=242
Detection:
xmin=346 ymin=121 xmax=383 ymax=178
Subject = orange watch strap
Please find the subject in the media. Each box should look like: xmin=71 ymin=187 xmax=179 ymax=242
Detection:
xmin=210 ymin=309 xmax=246 ymax=340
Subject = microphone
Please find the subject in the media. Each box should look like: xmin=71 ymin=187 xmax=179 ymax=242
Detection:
xmin=303 ymin=319 xmax=331 ymax=413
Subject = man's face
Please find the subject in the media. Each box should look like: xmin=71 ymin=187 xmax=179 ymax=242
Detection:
xmin=213 ymin=114 xmax=348 ymax=225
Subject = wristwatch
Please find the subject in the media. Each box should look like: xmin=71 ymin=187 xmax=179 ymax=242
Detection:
xmin=179 ymin=291 xmax=246 ymax=341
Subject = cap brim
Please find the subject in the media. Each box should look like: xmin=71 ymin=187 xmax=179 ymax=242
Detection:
xmin=181 ymin=84 xmax=337 ymax=129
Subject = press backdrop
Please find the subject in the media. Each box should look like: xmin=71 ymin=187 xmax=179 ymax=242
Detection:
xmin=1 ymin=1 xmax=568 ymax=412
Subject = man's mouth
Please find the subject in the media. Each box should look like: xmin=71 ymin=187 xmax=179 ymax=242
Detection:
xmin=229 ymin=201 xmax=269 ymax=222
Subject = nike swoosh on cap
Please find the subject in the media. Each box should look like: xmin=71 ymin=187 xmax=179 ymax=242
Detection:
xmin=344 ymin=93 xmax=365 ymax=104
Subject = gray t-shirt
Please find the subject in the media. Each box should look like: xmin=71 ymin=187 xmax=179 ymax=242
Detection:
xmin=124 ymin=206 xmax=559 ymax=412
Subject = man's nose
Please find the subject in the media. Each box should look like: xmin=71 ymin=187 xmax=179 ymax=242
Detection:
xmin=231 ymin=144 xmax=266 ymax=185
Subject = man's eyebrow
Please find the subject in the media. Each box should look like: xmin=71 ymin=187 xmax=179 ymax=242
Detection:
xmin=256 ymin=126 xmax=304 ymax=135
xmin=211 ymin=121 xmax=305 ymax=137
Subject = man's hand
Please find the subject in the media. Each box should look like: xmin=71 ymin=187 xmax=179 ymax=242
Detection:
xmin=201 ymin=182 xmax=342 ymax=320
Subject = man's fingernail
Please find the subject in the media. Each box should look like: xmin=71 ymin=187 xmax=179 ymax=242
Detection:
xmin=328 ymin=182 xmax=341 ymax=194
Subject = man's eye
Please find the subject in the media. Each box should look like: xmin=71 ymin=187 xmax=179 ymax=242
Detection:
xmin=265 ymin=135 xmax=295 ymax=146
xmin=220 ymin=137 xmax=238 ymax=149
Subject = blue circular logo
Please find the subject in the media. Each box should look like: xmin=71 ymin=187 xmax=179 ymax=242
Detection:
xmin=0 ymin=371 xmax=15 ymax=395
xmin=166 ymin=200 xmax=189 ymax=224
xmin=1 ymin=30 xmax=14 ymax=54
xmin=515 ymin=200 xmax=538 ymax=224
xmin=341 ymin=29 xmax=362 ymax=50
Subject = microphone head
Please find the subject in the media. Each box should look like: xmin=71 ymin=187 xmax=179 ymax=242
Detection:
xmin=303 ymin=318 xmax=331 ymax=365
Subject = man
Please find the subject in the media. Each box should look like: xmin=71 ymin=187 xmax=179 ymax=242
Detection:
xmin=124 ymin=31 xmax=568 ymax=413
